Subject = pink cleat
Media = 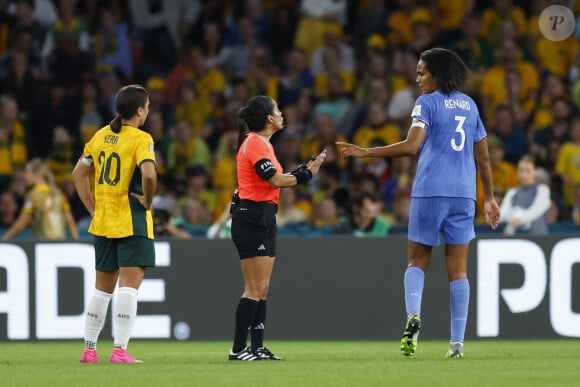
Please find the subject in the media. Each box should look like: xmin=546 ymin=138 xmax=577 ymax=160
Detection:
xmin=80 ymin=348 xmax=99 ymax=363
xmin=110 ymin=348 xmax=143 ymax=363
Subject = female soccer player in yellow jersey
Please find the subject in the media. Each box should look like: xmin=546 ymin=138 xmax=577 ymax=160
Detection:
xmin=1 ymin=158 xmax=79 ymax=241
xmin=73 ymin=84 xmax=157 ymax=364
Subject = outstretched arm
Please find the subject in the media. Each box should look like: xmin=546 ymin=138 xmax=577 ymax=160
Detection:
xmin=336 ymin=125 xmax=427 ymax=159
xmin=267 ymin=149 xmax=327 ymax=188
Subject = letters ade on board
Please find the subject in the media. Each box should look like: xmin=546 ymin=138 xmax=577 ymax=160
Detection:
xmin=0 ymin=236 xmax=578 ymax=341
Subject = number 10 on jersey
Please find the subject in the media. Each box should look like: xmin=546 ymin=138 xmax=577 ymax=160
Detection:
xmin=97 ymin=151 xmax=121 ymax=186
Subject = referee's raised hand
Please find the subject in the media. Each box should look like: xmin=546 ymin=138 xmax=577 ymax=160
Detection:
xmin=307 ymin=149 xmax=327 ymax=175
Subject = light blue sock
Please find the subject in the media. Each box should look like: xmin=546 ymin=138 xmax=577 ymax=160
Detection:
xmin=450 ymin=279 xmax=470 ymax=343
xmin=404 ymin=267 xmax=425 ymax=316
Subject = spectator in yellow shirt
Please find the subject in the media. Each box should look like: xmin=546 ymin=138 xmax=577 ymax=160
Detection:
xmin=313 ymin=74 xmax=358 ymax=138
xmin=355 ymin=54 xmax=390 ymax=106
xmin=479 ymin=0 xmax=527 ymax=49
xmin=175 ymin=79 xmax=212 ymax=137
xmin=0 ymin=95 xmax=27 ymax=191
xmin=47 ymin=125 xmax=73 ymax=187
xmin=406 ymin=8 xmax=436 ymax=54
xmin=493 ymin=19 xmax=535 ymax=63
xmin=166 ymin=45 xmax=226 ymax=104
xmin=302 ymin=114 xmax=348 ymax=169
xmin=432 ymin=0 xmax=475 ymax=41
xmin=187 ymin=45 xmax=226 ymax=99
xmin=555 ymin=117 xmax=580 ymax=207
xmin=352 ymin=102 xmax=402 ymax=149
xmin=2 ymin=158 xmax=78 ymax=240
xmin=311 ymin=196 xmax=340 ymax=229
xmin=246 ymin=55 xmax=280 ymax=102
xmin=294 ymin=0 xmax=347 ymax=58
xmin=313 ymin=45 xmax=354 ymax=99
xmin=166 ymin=119 xmax=212 ymax=180
xmin=530 ymin=74 xmax=569 ymax=132
xmin=276 ymin=186 xmax=310 ymax=227
xmin=387 ymin=1 xmax=428 ymax=46
xmin=479 ymin=39 xmax=539 ymax=127
xmin=174 ymin=166 xmax=217 ymax=222
xmin=310 ymin=23 xmax=355 ymax=76
xmin=532 ymin=35 xmax=578 ymax=78
xmin=533 ymin=97 xmax=572 ymax=148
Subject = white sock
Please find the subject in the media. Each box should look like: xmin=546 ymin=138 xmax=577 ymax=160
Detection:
xmin=84 ymin=289 xmax=112 ymax=350
xmin=113 ymin=287 xmax=138 ymax=350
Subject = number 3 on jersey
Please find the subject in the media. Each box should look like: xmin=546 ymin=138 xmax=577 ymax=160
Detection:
xmin=451 ymin=115 xmax=466 ymax=152
xmin=98 ymin=151 xmax=121 ymax=185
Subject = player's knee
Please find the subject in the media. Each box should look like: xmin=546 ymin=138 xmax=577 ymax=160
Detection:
xmin=256 ymin=280 xmax=270 ymax=299
xmin=244 ymin=281 xmax=269 ymax=299
xmin=248 ymin=281 xmax=269 ymax=299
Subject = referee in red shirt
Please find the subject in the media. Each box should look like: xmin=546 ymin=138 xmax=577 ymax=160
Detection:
xmin=228 ymin=95 xmax=326 ymax=361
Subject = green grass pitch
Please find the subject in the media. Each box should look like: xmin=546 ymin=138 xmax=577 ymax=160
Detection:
xmin=1 ymin=340 xmax=578 ymax=387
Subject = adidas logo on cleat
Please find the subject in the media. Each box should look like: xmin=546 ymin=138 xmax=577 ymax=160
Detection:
xmin=253 ymin=347 xmax=283 ymax=360
xmin=229 ymin=347 xmax=260 ymax=361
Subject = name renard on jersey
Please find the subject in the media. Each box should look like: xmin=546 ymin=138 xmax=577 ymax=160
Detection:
xmin=444 ymin=99 xmax=471 ymax=110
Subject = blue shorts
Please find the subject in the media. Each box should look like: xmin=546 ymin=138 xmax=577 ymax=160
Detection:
xmin=408 ymin=197 xmax=475 ymax=246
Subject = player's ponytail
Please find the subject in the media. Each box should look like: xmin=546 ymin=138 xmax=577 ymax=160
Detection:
xmin=112 ymin=84 xmax=149 ymax=133
xmin=234 ymin=107 xmax=249 ymax=155
xmin=110 ymin=116 xmax=122 ymax=133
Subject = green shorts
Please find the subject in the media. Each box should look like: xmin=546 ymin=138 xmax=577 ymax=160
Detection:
xmin=94 ymin=235 xmax=155 ymax=271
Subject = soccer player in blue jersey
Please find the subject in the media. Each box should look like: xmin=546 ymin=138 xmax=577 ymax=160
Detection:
xmin=337 ymin=48 xmax=500 ymax=358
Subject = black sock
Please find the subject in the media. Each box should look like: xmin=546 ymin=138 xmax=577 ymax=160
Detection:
xmin=233 ymin=298 xmax=258 ymax=353
xmin=251 ymin=300 xmax=267 ymax=350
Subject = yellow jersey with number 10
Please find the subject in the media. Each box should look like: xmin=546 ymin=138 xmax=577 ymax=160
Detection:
xmin=82 ymin=125 xmax=156 ymax=239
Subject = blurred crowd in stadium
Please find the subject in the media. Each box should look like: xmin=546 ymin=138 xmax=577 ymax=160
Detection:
xmin=0 ymin=0 xmax=580 ymax=239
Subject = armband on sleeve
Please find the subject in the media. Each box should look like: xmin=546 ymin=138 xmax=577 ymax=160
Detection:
xmin=291 ymin=168 xmax=312 ymax=184
xmin=412 ymin=118 xmax=427 ymax=129
xmin=80 ymin=154 xmax=93 ymax=166
xmin=254 ymin=158 xmax=277 ymax=180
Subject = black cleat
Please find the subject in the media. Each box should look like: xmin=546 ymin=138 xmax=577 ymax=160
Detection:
xmin=229 ymin=347 xmax=260 ymax=361
xmin=253 ymin=347 xmax=283 ymax=360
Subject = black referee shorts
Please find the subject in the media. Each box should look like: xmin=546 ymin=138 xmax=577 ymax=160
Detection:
xmin=231 ymin=200 xmax=277 ymax=259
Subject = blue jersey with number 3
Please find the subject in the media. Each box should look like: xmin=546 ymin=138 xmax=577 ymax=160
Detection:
xmin=411 ymin=90 xmax=486 ymax=200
